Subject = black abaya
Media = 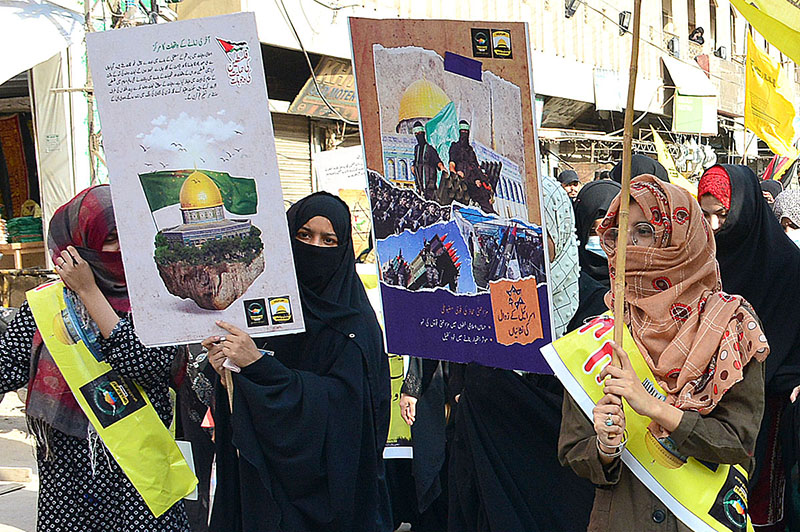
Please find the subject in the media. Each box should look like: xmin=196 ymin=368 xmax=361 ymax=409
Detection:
xmin=210 ymin=192 xmax=392 ymax=532
xmin=573 ymin=180 xmax=621 ymax=287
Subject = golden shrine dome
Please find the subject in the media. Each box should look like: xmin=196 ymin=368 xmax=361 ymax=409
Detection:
xmin=398 ymin=80 xmax=451 ymax=123
xmin=180 ymin=170 xmax=223 ymax=209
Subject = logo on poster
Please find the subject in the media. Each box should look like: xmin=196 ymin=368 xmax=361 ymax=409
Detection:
xmin=491 ymin=30 xmax=512 ymax=58
xmin=244 ymin=298 xmax=268 ymax=327
xmin=471 ymin=28 xmax=491 ymax=58
xmin=269 ymin=297 xmax=293 ymax=324
xmin=217 ymin=38 xmax=252 ymax=86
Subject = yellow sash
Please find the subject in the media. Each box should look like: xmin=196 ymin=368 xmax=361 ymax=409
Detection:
xmin=27 ymin=281 xmax=197 ymax=517
xmin=541 ymin=314 xmax=753 ymax=532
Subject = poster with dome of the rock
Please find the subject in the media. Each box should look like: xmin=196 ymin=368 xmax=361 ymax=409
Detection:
xmin=350 ymin=18 xmax=554 ymax=372
xmin=86 ymin=13 xmax=304 ymax=346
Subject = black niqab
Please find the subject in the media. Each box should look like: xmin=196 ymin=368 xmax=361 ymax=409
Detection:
xmin=610 ymin=154 xmax=669 ymax=183
xmin=712 ymin=165 xmax=800 ymax=393
xmin=211 ymin=192 xmax=392 ymax=532
xmin=573 ymin=180 xmax=621 ymax=287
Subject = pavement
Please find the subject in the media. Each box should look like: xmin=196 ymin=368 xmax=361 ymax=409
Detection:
xmin=0 ymin=392 xmax=38 ymax=532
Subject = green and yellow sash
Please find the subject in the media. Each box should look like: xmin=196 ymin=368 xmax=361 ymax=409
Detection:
xmin=27 ymin=281 xmax=197 ymax=517
xmin=541 ymin=313 xmax=752 ymax=532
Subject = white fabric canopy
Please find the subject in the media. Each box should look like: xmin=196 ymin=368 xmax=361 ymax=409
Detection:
xmin=662 ymin=56 xmax=718 ymax=97
xmin=0 ymin=0 xmax=84 ymax=86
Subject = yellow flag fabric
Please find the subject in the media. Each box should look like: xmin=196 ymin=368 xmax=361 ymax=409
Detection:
xmin=541 ymin=314 xmax=754 ymax=532
xmin=730 ymin=0 xmax=800 ymax=66
xmin=744 ymin=32 xmax=799 ymax=159
xmin=27 ymin=281 xmax=197 ymax=517
xmin=650 ymin=127 xmax=699 ymax=198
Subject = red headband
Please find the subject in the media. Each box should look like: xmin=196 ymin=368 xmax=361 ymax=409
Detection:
xmin=698 ymin=166 xmax=731 ymax=210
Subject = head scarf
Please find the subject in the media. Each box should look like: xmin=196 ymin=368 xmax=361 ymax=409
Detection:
xmin=701 ymin=165 xmax=800 ymax=393
xmin=47 ymin=184 xmax=129 ymax=312
xmin=773 ymin=189 xmax=800 ymax=228
xmin=573 ymin=180 xmax=621 ymax=287
xmin=597 ymin=175 xmax=769 ymax=433
xmin=698 ymin=165 xmax=731 ymax=210
xmin=760 ymin=179 xmax=783 ymax=205
xmin=540 ymin=176 xmax=579 ymax=338
xmin=610 ymin=154 xmax=670 ymax=184
xmin=28 ymin=185 xmax=128 ymax=453
xmin=557 ymin=170 xmax=579 ymax=185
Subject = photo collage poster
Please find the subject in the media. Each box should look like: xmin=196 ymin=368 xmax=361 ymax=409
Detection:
xmin=350 ymin=18 xmax=553 ymax=372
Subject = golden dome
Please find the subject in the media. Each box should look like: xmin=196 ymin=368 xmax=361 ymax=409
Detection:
xmin=398 ymin=80 xmax=451 ymax=123
xmin=180 ymin=171 xmax=223 ymax=209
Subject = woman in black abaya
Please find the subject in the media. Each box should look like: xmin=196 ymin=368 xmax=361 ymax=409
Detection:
xmin=205 ymin=192 xmax=392 ymax=532
xmin=698 ymin=165 xmax=800 ymax=530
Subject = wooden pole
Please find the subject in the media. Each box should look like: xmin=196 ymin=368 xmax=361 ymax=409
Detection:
xmin=612 ymin=0 xmax=643 ymax=356
xmin=224 ymin=369 xmax=234 ymax=412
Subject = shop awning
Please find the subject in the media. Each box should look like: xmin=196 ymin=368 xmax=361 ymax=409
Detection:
xmin=0 ymin=1 xmax=84 ymax=86
xmin=662 ymin=56 xmax=717 ymax=97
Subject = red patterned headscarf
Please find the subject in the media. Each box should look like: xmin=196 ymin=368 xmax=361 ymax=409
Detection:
xmin=47 ymin=184 xmax=129 ymax=312
xmin=598 ymin=175 xmax=768 ymax=435
xmin=698 ymin=165 xmax=731 ymax=210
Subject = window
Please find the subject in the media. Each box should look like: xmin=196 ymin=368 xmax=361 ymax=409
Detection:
xmin=662 ymin=0 xmax=673 ymax=30
xmin=386 ymin=158 xmax=396 ymax=180
xmin=730 ymin=7 xmax=737 ymax=56
xmin=688 ymin=0 xmax=697 ymax=33
xmin=398 ymin=159 xmax=408 ymax=180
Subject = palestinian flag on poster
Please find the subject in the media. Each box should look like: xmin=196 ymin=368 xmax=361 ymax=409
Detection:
xmin=217 ymin=38 xmax=248 ymax=57
xmin=139 ymin=170 xmax=258 ymax=215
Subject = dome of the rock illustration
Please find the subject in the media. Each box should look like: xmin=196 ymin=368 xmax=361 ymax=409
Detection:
xmin=180 ymin=170 xmax=224 ymax=210
xmin=398 ymin=79 xmax=450 ymax=124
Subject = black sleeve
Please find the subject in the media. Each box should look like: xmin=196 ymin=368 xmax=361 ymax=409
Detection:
xmin=0 ymin=302 xmax=36 ymax=394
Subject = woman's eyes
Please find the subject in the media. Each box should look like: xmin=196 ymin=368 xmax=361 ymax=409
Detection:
xmin=296 ymin=231 xmax=311 ymax=240
xmin=324 ymin=237 xmax=338 ymax=245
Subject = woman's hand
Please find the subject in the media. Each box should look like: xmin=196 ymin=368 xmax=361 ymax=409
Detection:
xmin=600 ymin=341 xmax=683 ymax=432
xmin=216 ymin=321 xmax=263 ymax=368
xmin=399 ymin=393 xmax=417 ymax=425
xmin=201 ymin=335 xmax=226 ymax=381
xmin=791 ymin=385 xmax=800 ymax=403
xmin=600 ymin=342 xmax=660 ymax=418
xmin=53 ymin=246 xmax=98 ymax=296
xmin=593 ymin=393 xmax=626 ymax=449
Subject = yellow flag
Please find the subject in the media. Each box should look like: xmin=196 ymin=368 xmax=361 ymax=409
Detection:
xmin=745 ymin=32 xmax=799 ymax=160
xmin=650 ymin=126 xmax=699 ymax=198
xmin=730 ymin=0 xmax=800 ymax=66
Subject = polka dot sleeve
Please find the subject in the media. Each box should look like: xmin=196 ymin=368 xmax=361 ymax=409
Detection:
xmin=0 ymin=302 xmax=36 ymax=394
xmin=98 ymin=317 xmax=177 ymax=389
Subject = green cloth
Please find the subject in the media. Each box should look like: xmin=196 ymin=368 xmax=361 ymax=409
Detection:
xmin=139 ymin=170 xmax=258 ymax=215
xmin=6 ymin=216 xmax=43 ymax=242
xmin=425 ymin=102 xmax=460 ymax=187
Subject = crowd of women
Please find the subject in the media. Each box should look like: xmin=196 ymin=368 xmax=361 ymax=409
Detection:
xmin=0 ymin=154 xmax=799 ymax=532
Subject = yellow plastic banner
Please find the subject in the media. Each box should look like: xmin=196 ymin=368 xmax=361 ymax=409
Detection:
xmin=27 ymin=281 xmax=197 ymax=517
xmin=745 ymin=32 xmax=799 ymax=160
xmin=541 ymin=314 xmax=753 ymax=532
xmin=650 ymin=127 xmax=699 ymax=198
xmin=730 ymin=0 xmax=800 ymax=66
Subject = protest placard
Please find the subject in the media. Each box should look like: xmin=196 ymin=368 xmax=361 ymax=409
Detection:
xmin=87 ymin=13 xmax=303 ymax=345
xmin=350 ymin=18 xmax=552 ymax=371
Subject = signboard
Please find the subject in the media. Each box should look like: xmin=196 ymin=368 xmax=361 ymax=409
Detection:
xmin=288 ymin=56 xmax=359 ymax=122
xmin=350 ymin=18 xmax=552 ymax=372
xmin=87 ymin=13 xmax=304 ymax=345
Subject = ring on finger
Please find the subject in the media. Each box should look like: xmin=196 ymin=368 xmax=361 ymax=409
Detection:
xmin=605 ymin=414 xmax=614 ymax=427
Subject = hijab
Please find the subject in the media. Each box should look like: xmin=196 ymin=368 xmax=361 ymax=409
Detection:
xmin=699 ymin=165 xmax=800 ymax=393
xmin=540 ymin=175 xmax=579 ymax=338
xmin=773 ymin=189 xmax=800 ymax=228
xmin=28 ymin=185 xmax=129 ymax=454
xmin=598 ymin=175 xmax=769 ymax=432
xmin=573 ymin=179 xmax=621 ymax=287
xmin=610 ymin=154 xmax=670 ymax=184
xmin=760 ymin=179 xmax=784 ymax=205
